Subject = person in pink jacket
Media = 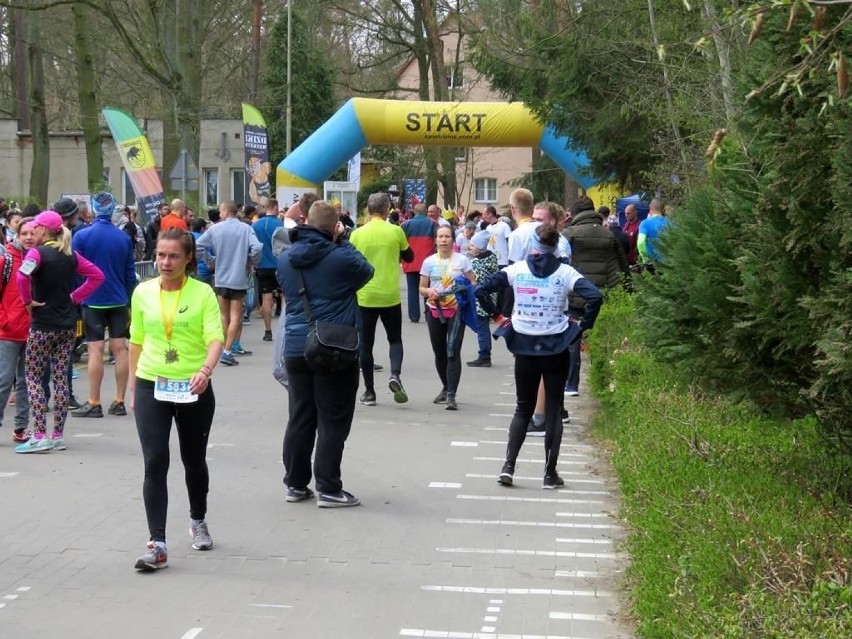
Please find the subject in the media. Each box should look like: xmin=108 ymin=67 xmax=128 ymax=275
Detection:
xmin=15 ymin=211 xmax=104 ymax=453
xmin=0 ymin=218 xmax=37 ymax=442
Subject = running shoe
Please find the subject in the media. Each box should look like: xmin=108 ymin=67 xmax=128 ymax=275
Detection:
xmin=526 ymin=421 xmax=545 ymax=437
xmin=51 ymin=432 xmax=66 ymax=451
xmin=231 ymin=343 xmax=252 ymax=356
xmin=12 ymin=429 xmax=29 ymax=443
xmin=560 ymin=408 xmax=571 ymax=423
xmin=466 ymin=358 xmax=492 ymax=368
xmin=108 ymin=401 xmax=127 ymax=416
xmin=189 ymin=520 xmax=213 ymax=550
xmin=317 ymin=490 xmax=361 ymax=508
xmin=219 ymin=352 xmax=239 ymax=366
xmin=135 ymin=544 xmax=168 ymax=571
xmin=286 ymin=486 xmax=315 ymax=503
xmin=543 ymin=473 xmax=565 ymax=490
xmin=15 ymin=436 xmax=53 ymax=454
xmin=68 ymin=395 xmax=82 ymax=410
xmin=388 ymin=376 xmax=408 ymax=404
xmin=497 ymin=462 xmax=514 ymax=486
xmin=433 ymin=389 xmax=448 ymax=404
xmin=72 ymin=402 xmax=103 ymax=418
xmin=445 ymin=393 xmax=458 ymax=411
xmin=263 ymin=330 xmax=273 ymax=342
xmin=564 ymin=385 xmax=579 ymax=397
xmin=359 ymin=390 xmax=377 ymax=406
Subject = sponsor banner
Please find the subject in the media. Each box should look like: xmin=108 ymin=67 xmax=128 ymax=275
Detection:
xmin=101 ymin=108 xmax=166 ymax=225
xmin=241 ymin=103 xmax=272 ymax=206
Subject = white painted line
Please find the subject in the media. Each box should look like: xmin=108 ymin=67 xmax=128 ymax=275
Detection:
xmin=16 ymin=587 xmax=30 ymax=592
xmin=498 ymin=391 xmax=515 ymax=395
xmin=555 ymin=538 xmax=613 ymax=545
xmin=494 ymin=403 xmax=516 ymax=407
xmin=472 ymin=455 xmax=594 ymax=463
xmin=0 ymin=472 xmax=20 ymax=478
xmin=556 ymin=511 xmax=614 ymax=518
xmin=180 ymin=629 xmax=203 ymax=639
xmin=206 ymin=443 xmax=233 ymax=448
xmin=550 ymin=612 xmax=609 ymax=622
xmin=481 ymin=626 xmax=496 ymax=632
xmin=483 ymin=615 xmax=498 ymax=621
xmin=451 ymin=441 xmax=478 ymax=447
xmin=249 ymin=603 xmax=293 ymax=609
xmin=489 ymin=599 xmax=503 ymax=604
xmin=488 ymin=413 xmax=513 ymax=418
xmin=436 ymin=547 xmax=619 ymax=559
xmin=554 ymin=570 xmax=607 ymax=579
xmin=479 ymin=440 xmax=593 ymax=450
xmin=400 ymin=628 xmax=591 ymax=639
xmin=486 ymin=607 xmax=501 ymax=612
xmin=482 ymin=426 xmax=584 ymax=432
xmin=3 ymin=594 xmax=18 ymax=600
xmin=456 ymin=494 xmax=607 ymax=504
xmin=459 ymin=486 xmax=608 ymax=496
xmin=466 ymin=471 xmax=596 ymax=480
xmin=0 ymin=603 xmax=5 ymax=609
xmin=72 ymin=433 xmax=103 ymax=438
xmin=421 ymin=586 xmax=612 ymax=597
xmin=448 ymin=518 xmax=619 ymax=531
xmin=428 ymin=482 xmax=462 ymax=488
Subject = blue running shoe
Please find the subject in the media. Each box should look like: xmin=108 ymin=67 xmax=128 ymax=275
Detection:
xmin=231 ymin=342 xmax=252 ymax=356
xmin=16 ymin=436 xmax=53 ymax=454
xmin=219 ymin=352 xmax=239 ymax=367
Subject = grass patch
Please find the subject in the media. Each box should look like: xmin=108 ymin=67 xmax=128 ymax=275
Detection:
xmin=587 ymin=291 xmax=852 ymax=638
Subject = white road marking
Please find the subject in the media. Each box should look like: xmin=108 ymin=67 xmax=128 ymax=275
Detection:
xmin=0 ymin=472 xmax=20 ymax=478
xmin=429 ymin=482 xmax=462 ymax=488
xmin=400 ymin=628 xmax=593 ymax=638
xmin=179 ymin=629 xmax=203 ymax=639
xmin=472 ymin=455 xmax=594 ymax=463
xmin=206 ymin=443 xmax=233 ymax=448
xmin=447 ymin=518 xmax=619 ymax=531
xmin=421 ymin=586 xmax=612 ymax=597
xmin=0 ymin=603 xmax=5 ymax=609
xmin=481 ymin=627 xmax=496 ymax=633
xmin=488 ymin=413 xmax=514 ymax=418
xmin=479 ymin=440 xmax=593 ymax=450
xmin=456 ymin=493 xmax=606 ymax=504
xmin=249 ymin=603 xmax=293 ymax=609
xmin=16 ymin=587 xmax=30 ymax=592
xmin=554 ymin=570 xmax=608 ymax=579
xmin=71 ymin=433 xmax=103 ymax=438
xmin=549 ymin=612 xmax=609 ymax=622
xmin=483 ymin=615 xmax=498 ymax=621
xmin=554 ymin=538 xmax=613 ymax=545
xmin=451 ymin=441 xmax=479 ymax=447
xmin=465 ymin=471 xmax=596 ymax=480
xmin=436 ymin=547 xmax=619 ymax=559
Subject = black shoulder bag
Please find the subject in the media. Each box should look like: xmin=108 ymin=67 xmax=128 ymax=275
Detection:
xmin=293 ymin=268 xmax=360 ymax=372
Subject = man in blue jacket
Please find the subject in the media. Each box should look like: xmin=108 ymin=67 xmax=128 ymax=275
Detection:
xmin=71 ymin=192 xmax=136 ymax=418
xmin=276 ymin=200 xmax=374 ymax=508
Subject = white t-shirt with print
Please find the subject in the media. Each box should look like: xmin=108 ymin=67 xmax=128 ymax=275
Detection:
xmin=505 ymin=261 xmax=583 ymax=335
xmin=508 ymin=220 xmax=570 ymax=262
xmin=487 ymin=220 xmax=511 ymax=266
xmin=420 ymin=252 xmax=471 ymax=310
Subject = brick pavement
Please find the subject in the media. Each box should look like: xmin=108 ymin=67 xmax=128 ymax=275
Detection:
xmin=0 ymin=309 xmax=634 ymax=639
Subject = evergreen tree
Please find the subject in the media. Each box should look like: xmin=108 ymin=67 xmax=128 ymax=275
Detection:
xmin=263 ymin=8 xmax=337 ymax=175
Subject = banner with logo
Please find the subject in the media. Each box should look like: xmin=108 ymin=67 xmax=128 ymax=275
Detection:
xmin=101 ymin=107 xmax=166 ymax=226
xmin=241 ymin=103 xmax=272 ymax=206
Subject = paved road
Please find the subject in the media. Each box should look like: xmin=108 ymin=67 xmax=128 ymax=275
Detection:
xmin=0 ymin=309 xmax=633 ymax=639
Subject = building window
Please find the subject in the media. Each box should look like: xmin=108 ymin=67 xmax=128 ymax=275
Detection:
xmin=232 ymin=170 xmax=245 ymax=204
xmin=121 ymin=169 xmax=136 ymax=206
xmin=203 ymin=169 xmax=219 ymax=207
xmin=446 ymin=65 xmax=464 ymax=90
xmin=474 ymin=178 xmax=497 ymax=203
xmin=453 ymin=148 xmax=468 ymax=162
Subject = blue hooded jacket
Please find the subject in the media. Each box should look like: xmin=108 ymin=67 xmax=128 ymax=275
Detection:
xmin=277 ymin=226 xmax=374 ymax=358
xmin=71 ymin=217 xmax=136 ymax=307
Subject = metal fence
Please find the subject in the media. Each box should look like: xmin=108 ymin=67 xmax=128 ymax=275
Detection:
xmin=135 ymin=261 xmax=157 ymax=281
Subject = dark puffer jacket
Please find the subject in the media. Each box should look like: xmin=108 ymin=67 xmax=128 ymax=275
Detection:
xmin=277 ymin=225 xmax=374 ymax=358
xmin=561 ymin=208 xmax=629 ymax=311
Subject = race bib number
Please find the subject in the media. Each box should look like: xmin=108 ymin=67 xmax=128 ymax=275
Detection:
xmin=154 ymin=377 xmax=198 ymax=404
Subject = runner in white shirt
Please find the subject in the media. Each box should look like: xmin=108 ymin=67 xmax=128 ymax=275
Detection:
xmin=482 ymin=205 xmax=511 ymax=267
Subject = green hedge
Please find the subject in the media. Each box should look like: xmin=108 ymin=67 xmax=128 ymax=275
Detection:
xmin=588 ymin=290 xmax=852 ymax=638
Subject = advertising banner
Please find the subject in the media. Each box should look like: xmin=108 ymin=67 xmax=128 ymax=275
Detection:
xmin=241 ymin=103 xmax=272 ymax=206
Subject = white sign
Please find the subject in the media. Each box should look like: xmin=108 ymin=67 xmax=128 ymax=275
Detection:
xmin=277 ymin=187 xmax=315 ymax=208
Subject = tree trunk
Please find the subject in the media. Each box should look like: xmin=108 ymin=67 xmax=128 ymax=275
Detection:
xmin=248 ymin=0 xmax=263 ymax=102
xmin=27 ymin=4 xmax=49 ymax=206
xmin=646 ymin=0 xmax=689 ymax=171
xmin=11 ymin=8 xmax=28 ymax=128
xmin=702 ymin=0 xmax=735 ymax=124
xmin=72 ymin=2 xmax=104 ymax=192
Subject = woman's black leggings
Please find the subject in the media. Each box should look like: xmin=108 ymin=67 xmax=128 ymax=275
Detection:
xmin=505 ymin=350 xmax=570 ymax=475
xmin=425 ymin=312 xmax=465 ymax=394
xmin=134 ymin=378 xmax=216 ymax=543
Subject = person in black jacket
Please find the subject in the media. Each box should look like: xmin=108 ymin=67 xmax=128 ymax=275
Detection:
xmin=276 ymin=200 xmax=374 ymax=508
xmin=561 ymin=197 xmax=629 ymax=395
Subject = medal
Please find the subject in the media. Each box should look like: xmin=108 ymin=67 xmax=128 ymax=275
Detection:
xmin=160 ymin=277 xmax=187 ymax=365
xmin=165 ymin=345 xmax=179 ymax=364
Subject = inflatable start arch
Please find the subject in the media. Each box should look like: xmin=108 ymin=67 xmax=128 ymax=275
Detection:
xmin=276 ymin=98 xmax=594 ymax=203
